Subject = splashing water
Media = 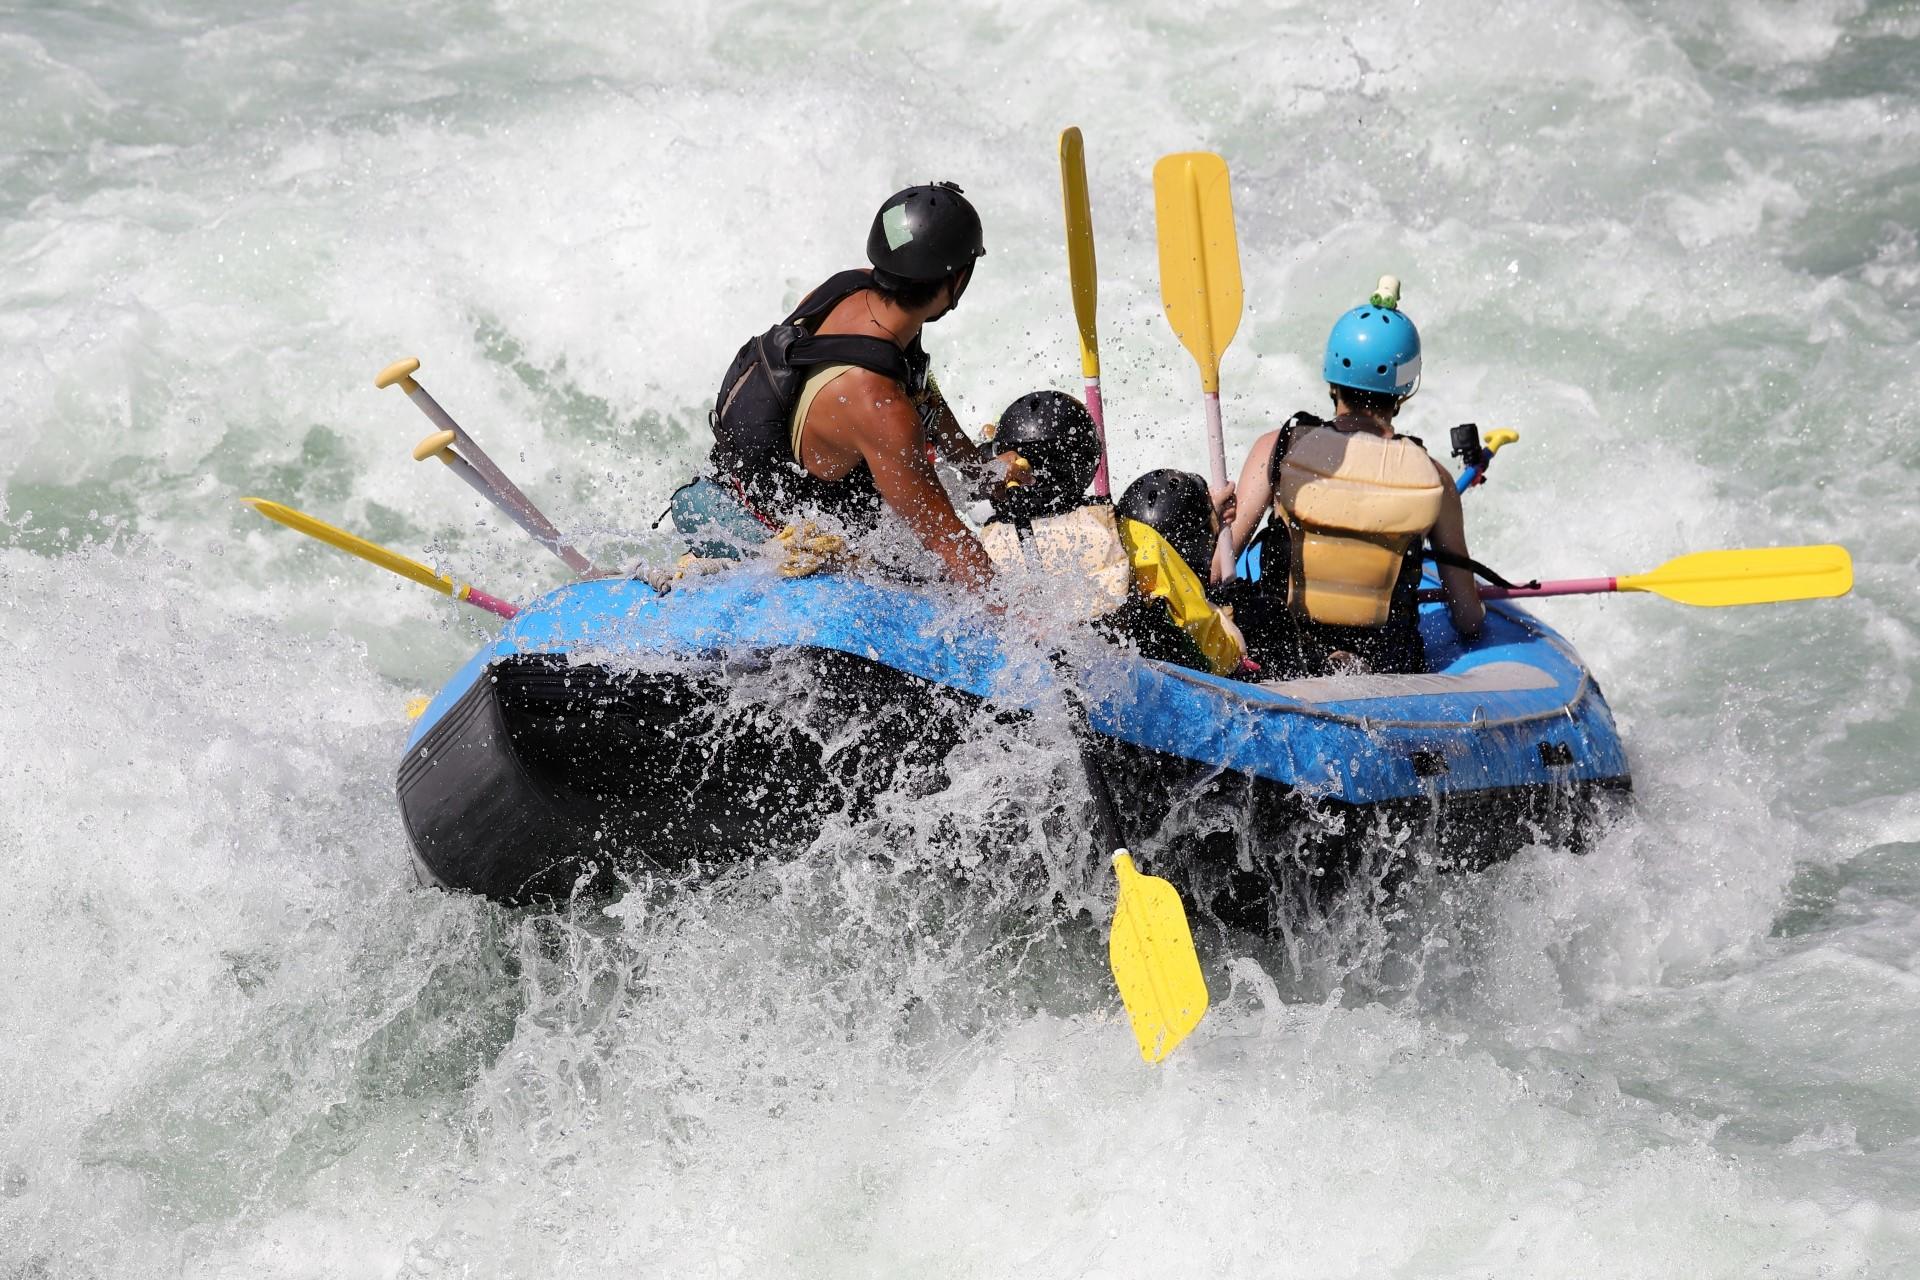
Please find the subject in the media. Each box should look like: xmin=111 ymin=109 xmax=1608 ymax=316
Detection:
xmin=4 ymin=0 xmax=1919 ymax=1274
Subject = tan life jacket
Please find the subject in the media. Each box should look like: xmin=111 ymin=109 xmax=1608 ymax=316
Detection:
xmin=1276 ymin=425 xmax=1445 ymax=627
xmin=980 ymin=503 xmax=1133 ymax=623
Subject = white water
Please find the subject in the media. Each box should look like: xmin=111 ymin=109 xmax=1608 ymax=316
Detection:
xmin=4 ymin=0 xmax=1919 ymax=1274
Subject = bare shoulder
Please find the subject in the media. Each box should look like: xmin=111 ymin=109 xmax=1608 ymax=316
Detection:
xmin=827 ymin=365 xmax=909 ymax=409
xmin=1242 ymin=427 xmax=1281 ymax=471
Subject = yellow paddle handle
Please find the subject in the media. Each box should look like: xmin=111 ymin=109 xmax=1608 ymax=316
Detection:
xmin=1485 ymin=428 xmax=1519 ymax=455
xmin=1060 ymin=126 xmax=1100 ymax=380
xmin=375 ymin=357 xmax=422 ymax=394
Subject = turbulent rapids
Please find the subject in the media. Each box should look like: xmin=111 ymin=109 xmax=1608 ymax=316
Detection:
xmin=5 ymin=0 xmax=1920 ymax=1275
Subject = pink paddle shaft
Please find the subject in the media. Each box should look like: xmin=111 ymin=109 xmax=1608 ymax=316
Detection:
xmin=463 ymin=587 xmax=520 ymax=619
xmin=1418 ymin=576 xmax=1618 ymax=604
xmin=1480 ymin=577 xmax=1617 ymax=600
xmin=1204 ymin=392 xmax=1235 ymax=582
xmin=1086 ymin=377 xmax=1110 ymax=499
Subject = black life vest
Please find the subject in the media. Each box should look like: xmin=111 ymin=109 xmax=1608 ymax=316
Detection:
xmin=709 ymin=269 xmax=932 ymax=533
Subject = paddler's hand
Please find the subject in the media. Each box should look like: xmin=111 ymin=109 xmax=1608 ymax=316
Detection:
xmin=1209 ymin=481 xmax=1238 ymax=532
xmin=1216 ymin=602 xmax=1248 ymax=662
xmin=980 ymin=450 xmax=1033 ymax=504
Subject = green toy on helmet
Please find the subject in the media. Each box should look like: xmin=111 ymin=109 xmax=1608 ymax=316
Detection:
xmin=1322 ymin=275 xmax=1421 ymax=400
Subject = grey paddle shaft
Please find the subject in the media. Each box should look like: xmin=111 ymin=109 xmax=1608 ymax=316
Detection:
xmin=403 ymin=384 xmax=594 ymax=575
xmin=376 ymin=358 xmax=596 ymax=576
xmin=432 ymin=445 xmax=594 ymax=574
xmin=1051 ymin=651 xmax=1127 ymax=858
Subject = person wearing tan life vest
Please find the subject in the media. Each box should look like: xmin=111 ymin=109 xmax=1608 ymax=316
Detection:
xmin=1225 ymin=279 xmax=1483 ymax=677
xmin=978 ymin=391 xmax=1132 ymax=623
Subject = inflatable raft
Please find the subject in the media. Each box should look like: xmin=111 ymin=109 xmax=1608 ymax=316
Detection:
xmin=398 ymin=566 xmax=1632 ymax=910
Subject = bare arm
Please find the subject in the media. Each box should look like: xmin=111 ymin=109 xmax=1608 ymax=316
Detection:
xmin=1428 ymin=460 xmax=1484 ymax=639
xmin=923 ymin=382 xmax=984 ymax=464
xmin=819 ymin=370 xmax=994 ymax=589
xmin=1229 ymin=429 xmax=1279 ymax=554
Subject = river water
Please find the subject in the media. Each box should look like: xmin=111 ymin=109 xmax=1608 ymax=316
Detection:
xmin=4 ymin=0 xmax=1918 ymax=1274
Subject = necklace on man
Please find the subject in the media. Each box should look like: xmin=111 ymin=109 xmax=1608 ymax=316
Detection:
xmin=865 ymin=294 xmax=904 ymax=344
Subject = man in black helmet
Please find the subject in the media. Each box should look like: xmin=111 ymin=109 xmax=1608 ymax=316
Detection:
xmin=707 ymin=182 xmax=998 ymax=588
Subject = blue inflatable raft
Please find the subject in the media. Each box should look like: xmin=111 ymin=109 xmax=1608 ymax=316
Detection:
xmin=398 ymin=565 xmax=1631 ymax=911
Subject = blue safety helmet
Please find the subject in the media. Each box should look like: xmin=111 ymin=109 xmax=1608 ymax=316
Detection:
xmin=1322 ymin=290 xmax=1422 ymax=400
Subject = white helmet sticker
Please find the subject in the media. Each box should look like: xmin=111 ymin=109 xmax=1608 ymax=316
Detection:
xmin=883 ymin=204 xmax=914 ymax=250
xmin=1395 ymin=354 xmax=1421 ymax=389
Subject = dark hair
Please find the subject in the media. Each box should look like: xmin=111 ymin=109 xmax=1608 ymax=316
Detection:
xmin=870 ymin=269 xmax=948 ymax=310
xmin=1330 ymin=383 xmax=1404 ymax=419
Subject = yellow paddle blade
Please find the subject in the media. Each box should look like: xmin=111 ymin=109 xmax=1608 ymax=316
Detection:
xmin=1108 ymin=851 xmax=1209 ymax=1063
xmin=1060 ymin=126 xmax=1100 ymax=379
xmin=1618 ymin=545 xmax=1853 ymax=607
xmin=241 ymin=497 xmax=456 ymax=598
xmin=1153 ymin=152 xmax=1243 ymax=394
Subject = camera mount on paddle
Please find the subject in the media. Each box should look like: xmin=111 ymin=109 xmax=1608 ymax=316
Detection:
xmin=1449 ymin=423 xmax=1520 ymax=494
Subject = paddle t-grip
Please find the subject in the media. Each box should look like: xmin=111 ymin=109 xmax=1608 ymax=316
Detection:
xmin=375 ymin=357 xmax=422 ymax=394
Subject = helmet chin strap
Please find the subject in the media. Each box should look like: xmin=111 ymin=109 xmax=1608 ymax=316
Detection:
xmin=927 ymin=266 xmax=973 ymax=322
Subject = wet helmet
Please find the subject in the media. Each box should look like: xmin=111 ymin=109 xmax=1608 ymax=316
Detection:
xmin=1117 ymin=469 xmax=1215 ymax=576
xmin=867 ymin=182 xmax=986 ymax=285
xmin=990 ymin=391 xmax=1100 ymax=521
xmin=1322 ymin=277 xmax=1421 ymax=399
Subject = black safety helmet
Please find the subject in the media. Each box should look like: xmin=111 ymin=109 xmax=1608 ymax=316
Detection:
xmin=990 ymin=391 xmax=1100 ymax=521
xmin=867 ymin=182 xmax=986 ymax=286
xmin=1117 ymin=469 xmax=1215 ymax=576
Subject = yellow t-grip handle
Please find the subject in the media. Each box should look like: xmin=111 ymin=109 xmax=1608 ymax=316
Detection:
xmin=375 ymin=357 xmax=422 ymax=394
xmin=1485 ymin=428 xmax=1520 ymax=455
xmin=411 ymin=429 xmax=457 ymax=463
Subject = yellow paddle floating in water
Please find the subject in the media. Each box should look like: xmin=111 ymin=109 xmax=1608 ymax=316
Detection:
xmin=1108 ymin=851 xmax=1209 ymax=1063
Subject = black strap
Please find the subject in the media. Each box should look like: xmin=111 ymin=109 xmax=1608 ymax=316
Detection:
xmin=1264 ymin=410 xmax=1322 ymax=490
xmin=784 ymin=269 xmax=875 ymax=325
xmin=1425 ymin=544 xmax=1537 ymax=591
xmin=786 ymin=332 xmax=911 ymax=382
xmin=783 ymin=269 xmax=930 ymax=393
xmin=652 ymin=478 xmax=699 ymax=530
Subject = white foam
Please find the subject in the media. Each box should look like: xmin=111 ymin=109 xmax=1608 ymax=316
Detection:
xmin=4 ymin=0 xmax=1919 ymax=1271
